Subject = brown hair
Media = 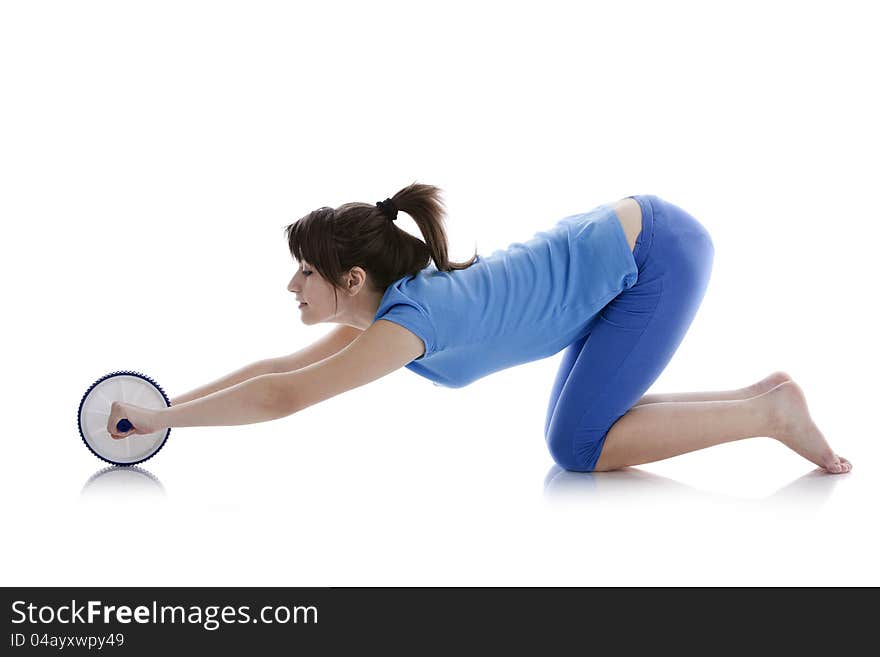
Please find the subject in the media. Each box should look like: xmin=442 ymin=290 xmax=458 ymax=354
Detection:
xmin=284 ymin=181 xmax=478 ymax=302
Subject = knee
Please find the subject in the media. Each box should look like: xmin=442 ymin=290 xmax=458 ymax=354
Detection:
xmin=545 ymin=429 xmax=594 ymax=473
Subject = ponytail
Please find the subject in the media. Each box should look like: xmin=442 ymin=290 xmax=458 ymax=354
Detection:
xmin=285 ymin=181 xmax=478 ymax=294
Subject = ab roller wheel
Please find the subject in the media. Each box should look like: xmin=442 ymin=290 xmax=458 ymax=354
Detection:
xmin=77 ymin=370 xmax=171 ymax=466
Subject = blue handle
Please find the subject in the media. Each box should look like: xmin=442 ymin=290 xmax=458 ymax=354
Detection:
xmin=116 ymin=419 xmax=133 ymax=433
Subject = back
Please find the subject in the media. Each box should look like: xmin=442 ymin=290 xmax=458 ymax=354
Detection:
xmin=373 ymin=202 xmax=638 ymax=388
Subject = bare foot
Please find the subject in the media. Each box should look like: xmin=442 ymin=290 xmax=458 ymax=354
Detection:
xmin=764 ymin=380 xmax=852 ymax=474
xmin=747 ymin=370 xmax=792 ymax=396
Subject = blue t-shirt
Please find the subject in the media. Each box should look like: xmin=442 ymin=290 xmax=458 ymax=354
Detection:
xmin=373 ymin=202 xmax=638 ymax=388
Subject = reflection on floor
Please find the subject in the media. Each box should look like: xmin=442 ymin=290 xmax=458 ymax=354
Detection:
xmin=543 ymin=463 xmax=842 ymax=512
xmin=80 ymin=466 xmax=165 ymax=499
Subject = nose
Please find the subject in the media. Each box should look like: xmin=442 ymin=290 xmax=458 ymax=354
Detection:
xmin=287 ymin=276 xmax=299 ymax=294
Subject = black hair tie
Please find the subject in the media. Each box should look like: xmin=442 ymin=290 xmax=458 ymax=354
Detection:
xmin=376 ymin=197 xmax=398 ymax=222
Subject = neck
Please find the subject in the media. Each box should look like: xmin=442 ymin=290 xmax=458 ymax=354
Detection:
xmin=336 ymin=286 xmax=386 ymax=331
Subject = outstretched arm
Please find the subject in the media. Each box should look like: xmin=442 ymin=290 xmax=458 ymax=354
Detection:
xmin=168 ymin=325 xmax=363 ymax=405
xmin=168 ymin=359 xmax=277 ymax=406
xmin=108 ymin=320 xmax=424 ymax=436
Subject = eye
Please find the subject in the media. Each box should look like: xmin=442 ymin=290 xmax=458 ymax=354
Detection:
xmin=302 ymin=270 xmax=312 ymax=276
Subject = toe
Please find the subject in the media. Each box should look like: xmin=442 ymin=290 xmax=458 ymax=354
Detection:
xmin=825 ymin=458 xmax=842 ymax=474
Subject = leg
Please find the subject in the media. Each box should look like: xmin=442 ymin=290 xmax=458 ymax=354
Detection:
xmin=545 ymin=194 xmax=717 ymax=471
xmin=545 ymin=195 xmax=850 ymax=475
xmin=596 ymin=381 xmax=852 ymax=474
xmin=631 ymin=371 xmax=791 ymax=406
xmin=596 ymin=396 xmax=771 ymax=469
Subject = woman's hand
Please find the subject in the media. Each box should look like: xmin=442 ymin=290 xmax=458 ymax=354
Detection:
xmin=106 ymin=401 xmax=163 ymax=439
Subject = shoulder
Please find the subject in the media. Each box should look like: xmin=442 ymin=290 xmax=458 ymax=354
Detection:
xmin=372 ymin=277 xmax=438 ymax=358
xmin=368 ymin=319 xmax=426 ymax=361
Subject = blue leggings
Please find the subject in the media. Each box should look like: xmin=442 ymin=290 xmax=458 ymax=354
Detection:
xmin=544 ymin=194 xmax=715 ymax=471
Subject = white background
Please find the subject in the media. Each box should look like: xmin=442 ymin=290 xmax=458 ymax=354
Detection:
xmin=2 ymin=0 xmax=877 ymax=586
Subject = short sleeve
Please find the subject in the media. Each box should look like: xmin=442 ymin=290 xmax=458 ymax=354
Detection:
xmin=374 ymin=300 xmax=437 ymax=360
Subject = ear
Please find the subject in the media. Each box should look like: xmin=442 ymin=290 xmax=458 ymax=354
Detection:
xmin=344 ymin=266 xmax=369 ymax=295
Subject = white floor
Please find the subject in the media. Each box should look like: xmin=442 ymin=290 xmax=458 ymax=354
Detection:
xmin=3 ymin=355 xmax=876 ymax=587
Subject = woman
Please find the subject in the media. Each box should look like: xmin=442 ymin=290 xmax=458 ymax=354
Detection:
xmin=107 ymin=182 xmax=851 ymax=474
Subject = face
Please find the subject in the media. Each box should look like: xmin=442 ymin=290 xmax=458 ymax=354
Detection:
xmin=287 ymin=260 xmax=338 ymax=325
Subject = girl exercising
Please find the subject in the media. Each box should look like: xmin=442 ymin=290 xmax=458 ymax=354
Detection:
xmin=108 ymin=182 xmax=851 ymax=474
